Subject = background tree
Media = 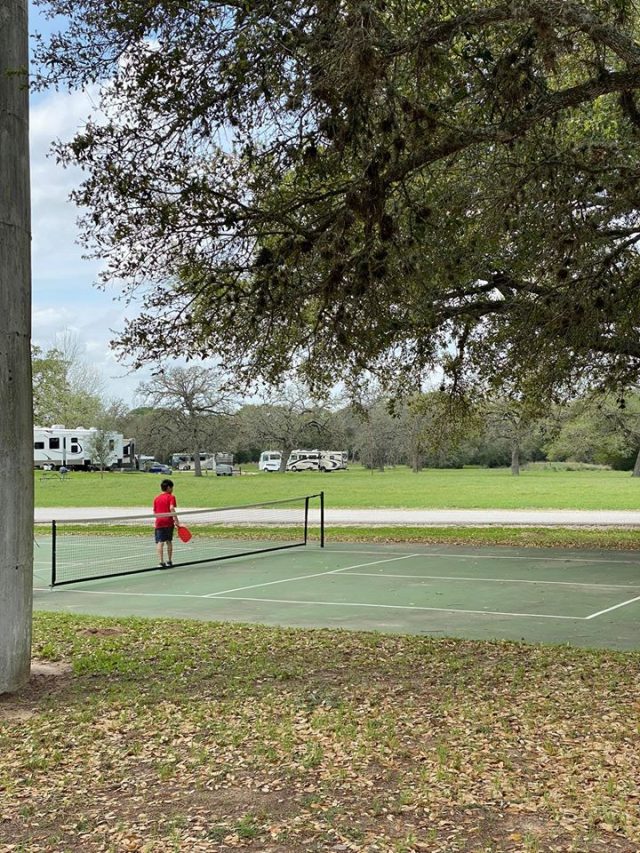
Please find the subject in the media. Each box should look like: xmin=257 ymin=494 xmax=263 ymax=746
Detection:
xmin=591 ymin=393 xmax=640 ymax=475
xmin=348 ymin=380 xmax=404 ymax=471
xmin=481 ymin=396 xmax=547 ymax=476
xmin=402 ymin=392 xmax=482 ymax=471
xmin=85 ymin=428 xmax=115 ymax=475
xmin=33 ymin=0 xmax=640 ymax=402
xmin=236 ymin=383 xmax=332 ymax=471
xmin=353 ymin=402 xmax=401 ymax=471
xmin=137 ymin=366 xmax=237 ymax=475
xmin=383 ymin=394 xmax=429 ymax=473
xmin=1 ymin=0 xmax=32 ymax=694
xmin=53 ymin=330 xmax=108 ymax=426
xmin=545 ymin=392 xmax=640 ymax=472
xmin=32 ymin=344 xmax=68 ymax=425
xmin=32 ymin=338 xmax=110 ymax=428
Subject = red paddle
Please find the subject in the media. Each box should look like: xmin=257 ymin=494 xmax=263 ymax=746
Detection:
xmin=177 ymin=525 xmax=192 ymax=543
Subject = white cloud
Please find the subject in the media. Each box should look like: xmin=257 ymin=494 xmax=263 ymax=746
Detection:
xmin=29 ymin=79 xmax=224 ymax=410
xmin=30 ymin=88 xmax=99 ymax=273
xmin=29 ymin=86 xmax=152 ymax=405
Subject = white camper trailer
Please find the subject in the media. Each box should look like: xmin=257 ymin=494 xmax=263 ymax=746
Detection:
xmin=171 ymin=452 xmax=234 ymax=475
xmin=171 ymin=452 xmax=215 ymax=470
xmin=33 ymin=426 xmax=132 ymax=470
xmin=258 ymin=451 xmax=282 ymax=472
xmin=285 ymin=450 xmax=348 ymax=472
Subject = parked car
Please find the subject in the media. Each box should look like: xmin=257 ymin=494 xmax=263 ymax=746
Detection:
xmin=148 ymin=463 xmax=173 ymax=474
xmin=215 ymin=462 xmax=233 ymax=476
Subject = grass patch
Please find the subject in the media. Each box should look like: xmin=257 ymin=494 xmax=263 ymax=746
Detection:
xmin=36 ymin=522 xmax=640 ymax=551
xmin=1 ymin=613 xmax=639 ymax=852
xmin=327 ymin=525 xmax=640 ymax=551
xmin=35 ymin=465 xmax=640 ymax=510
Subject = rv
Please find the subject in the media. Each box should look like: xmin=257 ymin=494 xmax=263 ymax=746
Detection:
xmin=33 ymin=426 xmax=134 ymax=470
xmin=171 ymin=452 xmax=234 ymax=475
xmin=171 ymin=452 xmax=214 ymax=470
xmin=286 ymin=450 xmax=348 ymax=472
xmin=258 ymin=451 xmax=282 ymax=472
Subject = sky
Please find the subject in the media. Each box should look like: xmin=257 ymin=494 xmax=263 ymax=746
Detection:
xmin=29 ymin=3 xmax=154 ymax=408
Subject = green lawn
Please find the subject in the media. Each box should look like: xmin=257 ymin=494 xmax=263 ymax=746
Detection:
xmin=35 ymin=465 xmax=640 ymax=551
xmin=2 ymin=613 xmax=639 ymax=852
xmin=35 ymin=465 xmax=640 ymax=510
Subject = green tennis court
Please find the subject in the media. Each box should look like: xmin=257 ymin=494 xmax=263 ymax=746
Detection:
xmin=32 ymin=535 xmax=640 ymax=651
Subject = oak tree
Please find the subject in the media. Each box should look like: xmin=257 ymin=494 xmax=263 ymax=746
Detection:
xmin=33 ymin=0 xmax=640 ymax=398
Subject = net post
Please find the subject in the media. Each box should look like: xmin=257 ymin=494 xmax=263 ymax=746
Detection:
xmin=320 ymin=491 xmax=325 ymax=548
xmin=304 ymin=496 xmax=309 ymax=545
xmin=51 ymin=520 xmax=57 ymax=587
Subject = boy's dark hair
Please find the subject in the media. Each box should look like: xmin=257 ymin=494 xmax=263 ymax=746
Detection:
xmin=160 ymin=479 xmax=174 ymax=491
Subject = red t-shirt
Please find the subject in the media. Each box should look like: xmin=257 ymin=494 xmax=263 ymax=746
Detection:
xmin=153 ymin=492 xmax=177 ymax=528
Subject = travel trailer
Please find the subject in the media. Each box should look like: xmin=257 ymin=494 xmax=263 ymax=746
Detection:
xmin=33 ymin=426 xmax=134 ymax=470
xmin=258 ymin=451 xmax=282 ymax=472
xmin=171 ymin=452 xmax=234 ymax=475
xmin=171 ymin=452 xmax=214 ymax=470
xmin=286 ymin=450 xmax=348 ymax=472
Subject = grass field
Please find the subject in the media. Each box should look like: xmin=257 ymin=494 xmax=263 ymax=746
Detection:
xmin=35 ymin=465 xmax=640 ymax=510
xmin=35 ymin=465 xmax=640 ymax=552
xmin=2 ymin=613 xmax=639 ymax=852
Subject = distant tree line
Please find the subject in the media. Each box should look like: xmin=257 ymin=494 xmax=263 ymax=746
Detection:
xmin=33 ymin=352 xmax=640 ymax=475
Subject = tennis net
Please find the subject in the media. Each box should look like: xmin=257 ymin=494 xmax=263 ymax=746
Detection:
xmin=50 ymin=492 xmax=325 ymax=587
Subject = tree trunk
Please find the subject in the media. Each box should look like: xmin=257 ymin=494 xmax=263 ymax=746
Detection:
xmin=280 ymin=447 xmax=291 ymax=472
xmin=632 ymin=447 xmax=640 ymax=477
xmin=511 ymin=443 xmax=520 ymax=476
xmin=0 ymin=0 xmax=33 ymax=694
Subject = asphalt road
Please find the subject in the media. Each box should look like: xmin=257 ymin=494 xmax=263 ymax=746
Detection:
xmin=34 ymin=507 xmax=640 ymax=526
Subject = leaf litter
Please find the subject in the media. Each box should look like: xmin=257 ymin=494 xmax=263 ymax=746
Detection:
xmin=0 ymin=612 xmax=639 ymax=852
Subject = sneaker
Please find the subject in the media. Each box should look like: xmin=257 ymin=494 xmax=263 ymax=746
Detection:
xmin=159 ymin=562 xmax=166 ymax=568
xmin=166 ymin=561 xmax=173 ymax=568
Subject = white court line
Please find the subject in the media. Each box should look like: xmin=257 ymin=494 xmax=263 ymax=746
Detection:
xmin=34 ymin=587 xmax=203 ymax=598
xmin=204 ymin=555 xmax=423 ymax=597
xmin=344 ymin=571 xmax=640 ymax=589
xmin=207 ymin=595 xmax=583 ymax=620
xmin=33 ymin=555 xmax=422 ymax=598
xmin=585 ymin=594 xmax=640 ymax=619
xmin=326 ymin=548 xmax=640 ymax=565
xmin=32 ymin=586 xmax=582 ymax=619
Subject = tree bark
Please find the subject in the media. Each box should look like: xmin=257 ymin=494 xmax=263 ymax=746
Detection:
xmin=193 ymin=445 xmax=202 ymax=477
xmin=0 ymin=0 xmax=33 ymax=693
xmin=280 ymin=447 xmax=292 ymax=472
xmin=632 ymin=447 xmax=640 ymax=477
xmin=511 ymin=444 xmax=520 ymax=476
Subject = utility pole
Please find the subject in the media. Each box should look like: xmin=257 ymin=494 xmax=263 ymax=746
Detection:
xmin=0 ymin=0 xmax=33 ymax=693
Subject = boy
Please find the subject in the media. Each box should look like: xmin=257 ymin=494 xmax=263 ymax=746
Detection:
xmin=153 ymin=478 xmax=180 ymax=568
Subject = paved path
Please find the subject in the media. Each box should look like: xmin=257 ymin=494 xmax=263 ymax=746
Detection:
xmin=34 ymin=507 xmax=640 ymax=526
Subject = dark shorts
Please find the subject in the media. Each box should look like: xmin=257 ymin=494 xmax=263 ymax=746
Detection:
xmin=155 ymin=526 xmax=174 ymax=543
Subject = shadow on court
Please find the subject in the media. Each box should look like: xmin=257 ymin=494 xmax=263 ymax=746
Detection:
xmin=33 ymin=540 xmax=640 ymax=651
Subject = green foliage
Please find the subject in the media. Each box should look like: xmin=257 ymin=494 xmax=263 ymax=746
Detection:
xmin=234 ymin=386 xmax=337 ymax=471
xmin=134 ymin=365 xmax=237 ymax=467
xmin=544 ymin=392 xmax=640 ymax=470
xmin=32 ymin=344 xmax=106 ymax=428
xmin=32 ymin=0 xmax=640 ymax=399
xmin=32 ymin=345 xmax=69 ymax=426
xmin=33 ymin=465 xmax=640 ymax=510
